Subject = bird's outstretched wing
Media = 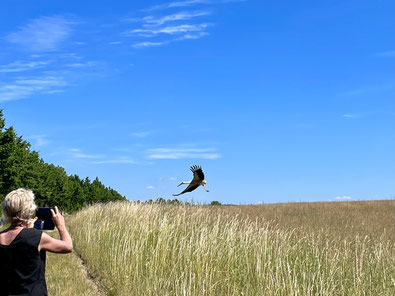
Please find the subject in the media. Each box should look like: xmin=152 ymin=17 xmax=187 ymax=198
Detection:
xmin=172 ymin=184 xmax=200 ymax=196
xmin=190 ymin=165 xmax=204 ymax=182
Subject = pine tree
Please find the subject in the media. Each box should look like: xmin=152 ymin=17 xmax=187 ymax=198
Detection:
xmin=0 ymin=109 xmax=126 ymax=211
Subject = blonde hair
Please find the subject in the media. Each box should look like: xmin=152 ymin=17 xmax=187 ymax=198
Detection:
xmin=1 ymin=188 xmax=37 ymax=225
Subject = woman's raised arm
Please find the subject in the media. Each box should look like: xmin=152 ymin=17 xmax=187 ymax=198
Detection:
xmin=39 ymin=206 xmax=73 ymax=253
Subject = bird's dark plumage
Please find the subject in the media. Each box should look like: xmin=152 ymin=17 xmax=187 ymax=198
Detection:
xmin=190 ymin=165 xmax=205 ymax=181
xmin=172 ymin=184 xmax=200 ymax=196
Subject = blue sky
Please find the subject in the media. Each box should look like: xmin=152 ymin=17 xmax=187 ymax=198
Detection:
xmin=0 ymin=0 xmax=394 ymax=204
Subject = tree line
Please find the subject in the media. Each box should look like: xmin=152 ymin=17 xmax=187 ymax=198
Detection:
xmin=0 ymin=109 xmax=126 ymax=213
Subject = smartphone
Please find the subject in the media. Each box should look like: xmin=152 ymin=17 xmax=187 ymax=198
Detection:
xmin=34 ymin=208 xmax=55 ymax=230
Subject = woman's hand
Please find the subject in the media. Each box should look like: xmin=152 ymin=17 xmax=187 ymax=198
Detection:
xmin=50 ymin=206 xmax=66 ymax=230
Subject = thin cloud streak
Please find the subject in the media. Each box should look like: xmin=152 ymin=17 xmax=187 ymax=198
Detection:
xmin=145 ymin=0 xmax=243 ymax=10
xmin=65 ymin=61 xmax=98 ymax=68
xmin=132 ymin=41 xmax=166 ymax=48
xmin=129 ymin=0 xmax=241 ymax=49
xmin=128 ymin=23 xmax=209 ymax=36
xmin=69 ymin=148 xmax=105 ymax=159
xmin=150 ymin=152 xmax=221 ymax=159
xmin=74 ymin=153 xmax=105 ymax=159
xmin=43 ymin=89 xmax=64 ymax=94
xmin=0 ymin=60 xmax=51 ymax=73
xmin=15 ymin=77 xmax=66 ymax=86
xmin=91 ymin=157 xmax=137 ymax=164
xmin=176 ymin=31 xmax=209 ymax=40
xmin=6 ymin=16 xmax=76 ymax=52
xmin=343 ymin=113 xmax=363 ymax=119
xmin=146 ymin=0 xmax=210 ymax=11
xmin=0 ymin=54 xmax=105 ymax=102
xmin=0 ymin=76 xmax=66 ymax=102
xmin=147 ymin=148 xmax=221 ymax=159
xmin=74 ymin=154 xmax=104 ymax=159
xmin=143 ymin=11 xmax=211 ymax=26
xmin=27 ymin=134 xmax=50 ymax=148
xmin=335 ymin=196 xmax=353 ymax=200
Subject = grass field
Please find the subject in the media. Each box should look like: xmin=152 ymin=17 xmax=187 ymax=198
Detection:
xmin=44 ymin=200 xmax=395 ymax=295
xmin=46 ymin=246 xmax=105 ymax=296
xmin=3 ymin=200 xmax=394 ymax=295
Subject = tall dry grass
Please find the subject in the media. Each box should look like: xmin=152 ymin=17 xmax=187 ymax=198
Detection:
xmin=68 ymin=201 xmax=395 ymax=295
xmin=46 ymin=250 xmax=105 ymax=296
xmin=218 ymin=200 xmax=395 ymax=241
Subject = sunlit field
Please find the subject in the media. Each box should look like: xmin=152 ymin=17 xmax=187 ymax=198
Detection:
xmin=48 ymin=200 xmax=395 ymax=296
xmin=46 ymin=248 xmax=105 ymax=296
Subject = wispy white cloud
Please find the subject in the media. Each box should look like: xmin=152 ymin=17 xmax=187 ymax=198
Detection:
xmin=27 ymin=134 xmax=50 ymax=148
xmin=75 ymin=153 xmax=105 ymax=159
xmin=343 ymin=113 xmax=363 ymax=119
xmin=146 ymin=0 xmax=210 ymax=11
xmin=0 ymin=60 xmax=51 ymax=73
xmin=128 ymin=23 xmax=209 ymax=36
xmin=6 ymin=16 xmax=76 ymax=52
xmin=91 ymin=157 xmax=137 ymax=164
xmin=176 ymin=31 xmax=209 ymax=40
xmin=132 ymin=41 xmax=166 ymax=48
xmin=0 ymin=76 xmax=66 ymax=102
xmin=43 ymin=89 xmax=64 ymax=94
xmin=129 ymin=0 xmax=242 ymax=49
xmin=66 ymin=148 xmax=137 ymax=165
xmin=375 ymin=50 xmax=395 ymax=57
xmin=143 ymin=11 xmax=211 ymax=26
xmin=130 ymin=131 xmax=154 ymax=138
xmin=335 ymin=196 xmax=353 ymax=200
xmin=0 ymin=54 xmax=105 ymax=102
xmin=147 ymin=147 xmax=221 ymax=159
xmin=146 ymin=0 xmax=243 ymax=10
xmin=169 ymin=177 xmax=177 ymax=181
xmin=169 ymin=0 xmax=211 ymax=8
xmin=69 ymin=148 xmax=105 ymax=159
xmin=146 ymin=185 xmax=154 ymax=189
xmin=15 ymin=77 xmax=66 ymax=86
xmin=65 ymin=61 xmax=97 ymax=68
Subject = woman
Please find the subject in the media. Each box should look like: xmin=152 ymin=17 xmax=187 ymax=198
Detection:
xmin=0 ymin=188 xmax=73 ymax=296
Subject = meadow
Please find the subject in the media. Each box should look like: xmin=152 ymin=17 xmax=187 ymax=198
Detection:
xmin=44 ymin=200 xmax=395 ymax=296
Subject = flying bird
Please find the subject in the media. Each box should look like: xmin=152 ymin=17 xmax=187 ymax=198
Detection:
xmin=173 ymin=165 xmax=209 ymax=196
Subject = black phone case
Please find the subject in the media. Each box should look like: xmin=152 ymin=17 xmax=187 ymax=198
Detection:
xmin=34 ymin=208 xmax=55 ymax=230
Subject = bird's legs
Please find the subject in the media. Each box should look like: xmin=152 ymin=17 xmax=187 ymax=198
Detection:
xmin=177 ymin=181 xmax=190 ymax=187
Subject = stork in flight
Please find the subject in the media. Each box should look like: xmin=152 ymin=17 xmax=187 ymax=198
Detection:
xmin=172 ymin=165 xmax=209 ymax=196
